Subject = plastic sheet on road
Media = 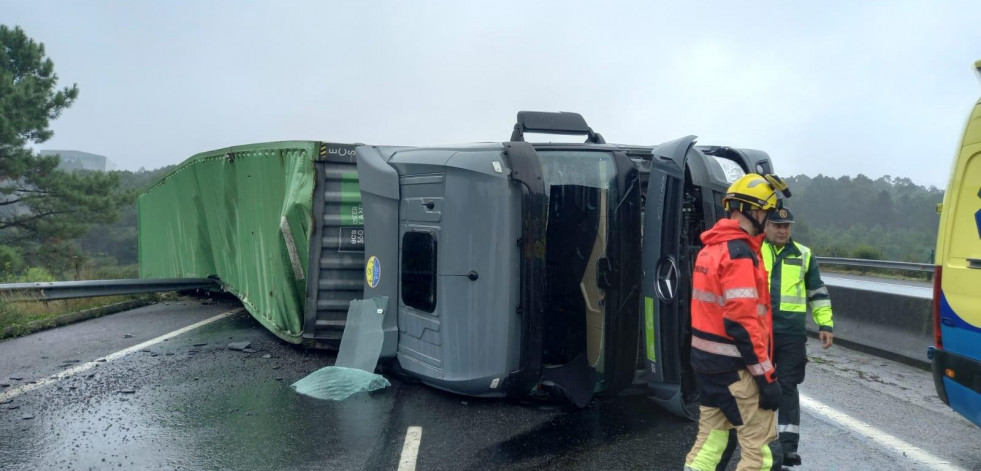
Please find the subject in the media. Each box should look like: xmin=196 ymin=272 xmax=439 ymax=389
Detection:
xmin=291 ymin=366 xmax=390 ymax=401
xmin=291 ymin=297 xmax=390 ymax=400
xmin=335 ymin=296 xmax=388 ymax=373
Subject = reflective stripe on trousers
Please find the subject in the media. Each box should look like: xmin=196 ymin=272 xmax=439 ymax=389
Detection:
xmin=684 ymin=370 xmax=783 ymax=471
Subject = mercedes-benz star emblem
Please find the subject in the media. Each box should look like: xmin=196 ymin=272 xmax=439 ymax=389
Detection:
xmin=655 ymin=257 xmax=679 ymax=303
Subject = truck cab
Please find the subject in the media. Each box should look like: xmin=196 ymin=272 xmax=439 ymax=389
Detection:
xmin=305 ymin=112 xmax=776 ymax=414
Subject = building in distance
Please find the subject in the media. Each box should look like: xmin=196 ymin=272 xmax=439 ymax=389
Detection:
xmin=39 ymin=150 xmax=116 ymax=172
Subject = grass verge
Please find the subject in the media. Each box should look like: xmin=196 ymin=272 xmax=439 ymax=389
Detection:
xmin=0 ymin=292 xmax=178 ymax=340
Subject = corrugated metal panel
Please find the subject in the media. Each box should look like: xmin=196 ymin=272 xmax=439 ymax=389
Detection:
xmin=303 ymin=144 xmax=365 ymax=348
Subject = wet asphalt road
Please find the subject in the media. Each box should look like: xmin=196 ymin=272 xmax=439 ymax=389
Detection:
xmin=1 ymin=298 xmax=980 ymax=470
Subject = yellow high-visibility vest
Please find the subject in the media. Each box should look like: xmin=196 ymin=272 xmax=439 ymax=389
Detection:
xmin=761 ymin=240 xmax=833 ymax=331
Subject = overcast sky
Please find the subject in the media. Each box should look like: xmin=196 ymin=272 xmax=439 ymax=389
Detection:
xmin=5 ymin=1 xmax=980 ymax=188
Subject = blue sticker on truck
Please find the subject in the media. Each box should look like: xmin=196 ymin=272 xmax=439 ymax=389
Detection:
xmin=365 ymin=256 xmax=381 ymax=288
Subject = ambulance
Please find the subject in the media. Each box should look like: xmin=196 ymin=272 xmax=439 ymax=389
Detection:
xmin=929 ymin=60 xmax=981 ymax=428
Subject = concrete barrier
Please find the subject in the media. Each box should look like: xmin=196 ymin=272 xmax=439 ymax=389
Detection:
xmin=813 ymin=277 xmax=932 ymax=369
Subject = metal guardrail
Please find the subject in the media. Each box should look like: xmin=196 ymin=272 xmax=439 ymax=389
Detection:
xmin=0 ymin=278 xmax=221 ymax=301
xmin=815 ymin=257 xmax=934 ymax=273
xmin=0 ymin=258 xmax=931 ymax=302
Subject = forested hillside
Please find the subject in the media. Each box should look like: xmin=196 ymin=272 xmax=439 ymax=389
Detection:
xmin=782 ymin=174 xmax=944 ymax=262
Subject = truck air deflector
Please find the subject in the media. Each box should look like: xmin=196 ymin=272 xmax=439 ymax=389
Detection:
xmin=502 ymin=141 xmax=547 ymax=397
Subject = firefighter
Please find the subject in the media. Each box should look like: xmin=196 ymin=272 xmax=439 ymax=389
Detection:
xmin=684 ymin=173 xmax=786 ymax=471
xmin=761 ymin=207 xmax=834 ymax=468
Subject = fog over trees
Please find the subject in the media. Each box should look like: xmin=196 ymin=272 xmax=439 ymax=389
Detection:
xmin=782 ymin=174 xmax=943 ymax=263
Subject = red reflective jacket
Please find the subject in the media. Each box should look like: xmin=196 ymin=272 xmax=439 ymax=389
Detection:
xmin=690 ymin=218 xmax=776 ymax=383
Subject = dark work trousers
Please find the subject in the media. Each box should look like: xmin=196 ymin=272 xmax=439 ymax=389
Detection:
xmin=773 ymin=333 xmax=808 ymax=454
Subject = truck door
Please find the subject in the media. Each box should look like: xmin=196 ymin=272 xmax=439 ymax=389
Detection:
xmin=641 ymin=135 xmax=700 ymax=419
xmin=396 ymin=172 xmax=447 ymax=380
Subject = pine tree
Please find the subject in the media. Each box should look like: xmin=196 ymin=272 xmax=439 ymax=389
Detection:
xmin=0 ymin=25 xmax=123 ymax=276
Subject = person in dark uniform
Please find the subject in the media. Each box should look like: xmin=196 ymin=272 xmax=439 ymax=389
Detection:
xmin=761 ymin=208 xmax=834 ymax=468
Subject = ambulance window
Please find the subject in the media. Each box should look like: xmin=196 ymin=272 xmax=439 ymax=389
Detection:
xmin=401 ymin=231 xmax=437 ymax=312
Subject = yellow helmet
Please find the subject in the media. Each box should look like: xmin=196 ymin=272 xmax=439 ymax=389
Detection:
xmin=723 ymin=173 xmax=780 ymax=212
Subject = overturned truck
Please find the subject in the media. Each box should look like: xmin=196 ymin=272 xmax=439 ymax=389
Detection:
xmin=138 ymin=112 xmax=776 ymax=416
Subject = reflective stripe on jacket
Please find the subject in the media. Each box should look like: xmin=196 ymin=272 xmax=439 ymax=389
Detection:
xmin=690 ymin=219 xmax=776 ymax=383
xmin=761 ymin=239 xmax=834 ymax=336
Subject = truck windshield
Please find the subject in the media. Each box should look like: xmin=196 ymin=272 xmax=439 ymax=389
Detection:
xmin=537 ymin=150 xmax=617 ymax=196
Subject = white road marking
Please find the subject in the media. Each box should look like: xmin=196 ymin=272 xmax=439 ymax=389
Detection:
xmin=800 ymin=393 xmax=966 ymax=471
xmin=0 ymin=308 xmax=242 ymax=403
xmin=398 ymin=426 xmax=423 ymax=471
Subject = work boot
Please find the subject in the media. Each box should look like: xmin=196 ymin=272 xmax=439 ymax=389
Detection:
xmin=782 ymin=451 xmax=802 ymax=466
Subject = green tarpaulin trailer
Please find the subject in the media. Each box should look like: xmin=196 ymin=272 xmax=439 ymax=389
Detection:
xmin=139 ymin=141 xmax=361 ymax=345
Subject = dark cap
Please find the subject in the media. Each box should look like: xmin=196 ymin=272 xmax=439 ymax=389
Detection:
xmin=768 ymin=207 xmax=795 ymax=224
